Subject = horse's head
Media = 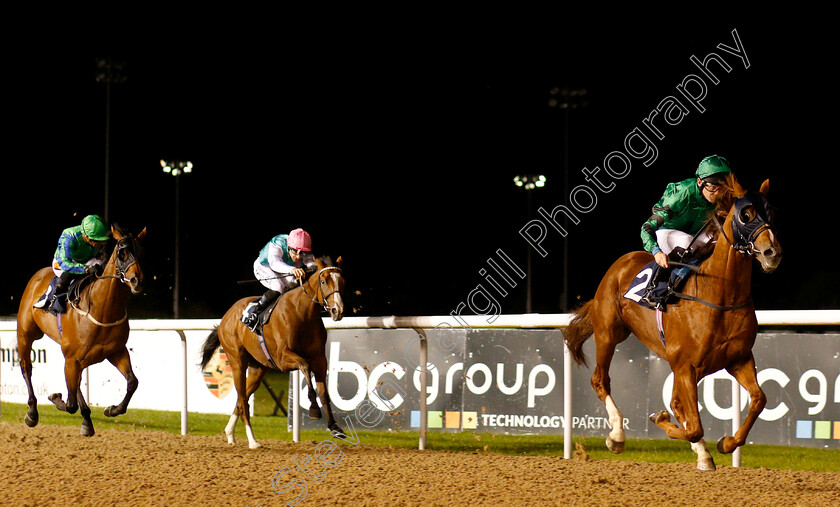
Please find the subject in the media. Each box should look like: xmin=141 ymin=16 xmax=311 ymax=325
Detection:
xmin=311 ymin=256 xmax=345 ymax=321
xmin=110 ymin=225 xmax=147 ymax=294
xmin=730 ymin=179 xmax=782 ymax=272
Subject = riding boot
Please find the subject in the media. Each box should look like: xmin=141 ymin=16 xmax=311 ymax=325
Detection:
xmin=241 ymin=289 xmax=281 ymax=330
xmin=35 ymin=272 xmax=73 ymax=312
xmin=640 ymin=264 xmax=672 ymax=309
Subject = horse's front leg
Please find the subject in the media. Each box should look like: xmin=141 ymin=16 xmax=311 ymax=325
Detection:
xmin=49 ymin=358 xmax=81 ymax=414
xmin=718 ymin=355 xmax=766 ymax=454
xmin=309 ymin=354 xmax=344 ymax=438
xmin=103 ymin=347 xmax=138 ymax=417
xmin=650 ymin=366 xmax=715 ymax=471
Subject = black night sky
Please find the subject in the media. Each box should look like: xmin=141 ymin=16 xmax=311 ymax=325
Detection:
xmin=3 ymin=18 xmax=837 ymax=320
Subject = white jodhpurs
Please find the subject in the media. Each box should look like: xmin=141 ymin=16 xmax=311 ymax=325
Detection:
xmin=253 ymin=259 xmax=296 ymax=292
xmin=654 ymin=228 xmax=712 ymax=255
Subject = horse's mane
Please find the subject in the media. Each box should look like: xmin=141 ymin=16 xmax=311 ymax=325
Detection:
xmin=714 ymin=173 xmax=746 ymax=216
xmin=316 ymin=255 xmax=334 ymax=267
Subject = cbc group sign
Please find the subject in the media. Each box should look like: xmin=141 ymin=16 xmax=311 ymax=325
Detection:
xmin=296 ymin=329 xmax=839 ymax=448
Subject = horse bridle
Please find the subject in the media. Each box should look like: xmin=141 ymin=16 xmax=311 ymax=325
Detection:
xmin=712 ymin=191 xmax=776 ymax=256
xmin=70 ymin=235 xmax=141 ymax=326
xmin=300 ymin=266 xmax=343 ymax=312
xmin=669 ymin=193 xmax=776 ymax=312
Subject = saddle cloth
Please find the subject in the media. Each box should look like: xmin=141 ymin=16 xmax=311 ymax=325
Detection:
xmin=622 ymin=261 xmax=683 ymax=310
xmin=34 ymin=277 xmax=82 ymax=316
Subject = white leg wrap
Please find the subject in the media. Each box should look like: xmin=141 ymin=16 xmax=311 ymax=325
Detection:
xmin=691 ymin=439 xmax=716 ymax=471
xmin=245 ymin=424 xmax=261 ymax=449
xmin=225 ymin=413 xmax=238 ymax=444
xmin=605 ymin=395 xmax=625 ymax=442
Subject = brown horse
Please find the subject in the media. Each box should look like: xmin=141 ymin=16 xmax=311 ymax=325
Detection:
xmin=17 ymin=225 xmax=146 ymax=437
xmin=564 ymin=179 xmax=781 ymax=470
xmin=200 ymin=256 xmax=345 ymax=448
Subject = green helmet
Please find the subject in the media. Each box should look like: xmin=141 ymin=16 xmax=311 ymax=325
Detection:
xmin=81 ymin=214 xmax=110 ymax=241
xmin=696 ymin=155 xmax=731 ymax=180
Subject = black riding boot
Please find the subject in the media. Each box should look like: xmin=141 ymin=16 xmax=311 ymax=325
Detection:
xmin=34 ymin=271 xmax=74 ymax=312
xmin=241 ymin=289 xmax=281 ymax=330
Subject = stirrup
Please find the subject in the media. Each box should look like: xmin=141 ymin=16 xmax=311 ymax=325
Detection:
xmin=240 ymin=302 xmax=258 ymax=323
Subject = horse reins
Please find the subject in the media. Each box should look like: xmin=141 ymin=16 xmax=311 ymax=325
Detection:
xmin=300 ymin=266 xmax=343 ymax=312
xmin=668 ymin=197 xmax=776 ymax=312
xmin=68 ymin=236 xmax=139 ymax=327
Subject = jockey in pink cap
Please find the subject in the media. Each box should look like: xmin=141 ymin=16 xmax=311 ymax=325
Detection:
xmin=241 ymin=228 xmax=317 ymax=330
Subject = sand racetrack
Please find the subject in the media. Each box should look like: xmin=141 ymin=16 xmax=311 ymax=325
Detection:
xmin=1 ymin=421 xmax=838 ymax=506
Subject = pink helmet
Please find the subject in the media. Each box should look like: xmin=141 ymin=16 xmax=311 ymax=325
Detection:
xmin=287 ymin=228 xmax=312 ymax=252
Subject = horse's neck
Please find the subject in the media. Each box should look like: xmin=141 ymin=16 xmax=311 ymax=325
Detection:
xmin=84 ymin=261 xmax=128 ymax=316
xmin=699 ymin=220 xmax=752 ymax=306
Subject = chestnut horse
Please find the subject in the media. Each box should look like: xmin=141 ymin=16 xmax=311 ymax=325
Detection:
xmin=17 ymin=225 xmax=146 ymax=437
xmin=564 ymin=179 xmax=781 ymax=470
xmin=201 ymin=256 xmax=345 ymax=448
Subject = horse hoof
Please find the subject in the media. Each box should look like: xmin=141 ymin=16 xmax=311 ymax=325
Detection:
xmin=308 ymin=407 xmax=323 ymax=420
xmin=80 ymin=425 xmax=95 ymax=437
xmin=697 ymin=457 xmax=716 ymax=471
xmin=649 ymin=410 xmax=669 ymax=424
xmin=249 ymin=441 xmax=262 ymax=449
xmin=330 ymin=427 xmax=347 ymax=439
xmin=24 ymin=412 xmax=39 ymax=428
xmin=48 ymin=393 xmax=62 ymax=403
xmin=104 ymin=406 xmax=120 ymax=417
xmin=606 ymin=437 xmax=625 ymax=454
xmin=716 ymin=436 xmax=733 ymax=454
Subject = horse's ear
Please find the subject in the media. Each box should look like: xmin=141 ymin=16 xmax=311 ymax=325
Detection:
xmin=137 ymin=227 xmax=147 ymax=240
xmin=336 ymin=256 xmax=343 ymax=269
xmin=759 ymin=179 xmax=770 ymax=197
xmin=111 ymin=225 xmax=123 ymax=240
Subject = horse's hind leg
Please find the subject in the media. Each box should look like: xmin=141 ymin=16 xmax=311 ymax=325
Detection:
xmin=717 ymin=355 xmax=766 ymax=455
xmin=103 ymin=347 xmax=138 ymax=417
xmin=590 ymin=318 xmax=629 ymax=454
xmin=77 ymin=387 xmax=94 ymax=437
xmin=226 ymin=350 xmax=262 ymax=449
xmin=17 ymin=326 xmax=42 ymax=428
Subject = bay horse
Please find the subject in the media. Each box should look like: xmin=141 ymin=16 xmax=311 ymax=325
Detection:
xmin=564 ymin=179 xmax=781 ymax=470
xmin=16 ymin=224 xmax=146 ymax=437
xmin=201 ymin=256 xmax=345 ymax=448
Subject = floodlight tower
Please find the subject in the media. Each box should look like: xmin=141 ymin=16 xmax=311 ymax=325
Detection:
xmin=160 ymin=159 xmax=193 ymax=319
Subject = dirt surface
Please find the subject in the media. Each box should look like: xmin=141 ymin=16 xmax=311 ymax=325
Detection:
xmin=1 ymin=421 xmax=838 ymax=506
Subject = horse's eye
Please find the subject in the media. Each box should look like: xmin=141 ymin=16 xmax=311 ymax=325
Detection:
xmin=739 ymin=207 xmax=755 ymax=223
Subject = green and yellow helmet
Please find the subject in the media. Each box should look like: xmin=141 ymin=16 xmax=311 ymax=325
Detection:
xmin=81 ymin=214 xmax=110 ymax=242
xmin=696 ymin=155 xmax=732 ymax=181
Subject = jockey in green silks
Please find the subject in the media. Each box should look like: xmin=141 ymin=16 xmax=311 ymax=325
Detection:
xmin=34 ymin=214 xmax=111 ymax=312
xmin=639 ymin=155 xmax=736 ymax=307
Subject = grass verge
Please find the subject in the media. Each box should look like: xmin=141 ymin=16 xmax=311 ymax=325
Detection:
xmin=2 ymin=370 xmax=837 ymax=473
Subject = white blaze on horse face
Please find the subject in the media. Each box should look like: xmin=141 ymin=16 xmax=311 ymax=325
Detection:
xmin=329 ymin=271 xmax=344 ymax=320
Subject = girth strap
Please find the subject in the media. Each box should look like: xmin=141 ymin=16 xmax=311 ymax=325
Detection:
xmin=257 ymin=332 xmax=279 ymax=369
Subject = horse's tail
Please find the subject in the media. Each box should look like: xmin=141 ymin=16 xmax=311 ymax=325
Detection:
xmin=200 ymin=327 xmax=221 ymax=369
xmin=564 ymin=300 xmax=595 ymax=367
